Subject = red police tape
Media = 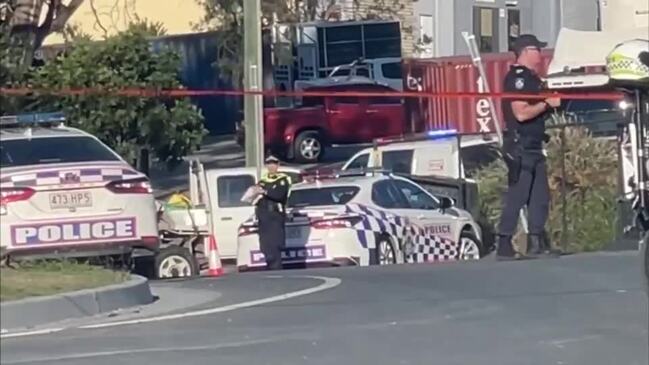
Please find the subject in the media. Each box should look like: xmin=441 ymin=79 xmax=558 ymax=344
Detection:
xmin=0 ymin=86 xmax=626 ymax=101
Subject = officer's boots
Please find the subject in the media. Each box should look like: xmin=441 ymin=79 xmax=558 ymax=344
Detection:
xmin=496 ymin=235 xmax=536 ymax=261
xmin=527 ymin=233 xmax=561 ymax=258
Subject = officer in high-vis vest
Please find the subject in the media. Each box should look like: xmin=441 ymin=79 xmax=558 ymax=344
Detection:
xmin=255 ymin=156 xmax=291 ymax=270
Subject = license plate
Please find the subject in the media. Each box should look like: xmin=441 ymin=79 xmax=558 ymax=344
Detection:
xmin=286 ymin=227 xmax=304 ymax=240
xmin=49 ymin=191 xmax=93 ymax=209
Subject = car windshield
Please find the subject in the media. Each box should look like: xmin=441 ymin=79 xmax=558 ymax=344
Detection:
xmin=0 ymin=136 xmax=120 ymax=168
xmin=288 ymin=186 xmax=360 ymax=207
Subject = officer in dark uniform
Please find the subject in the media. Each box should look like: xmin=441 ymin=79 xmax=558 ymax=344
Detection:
xmin=496 ymin=34 xmax=562 ymax=260
xmin=255 ymin=156 xmax=292 ymax=270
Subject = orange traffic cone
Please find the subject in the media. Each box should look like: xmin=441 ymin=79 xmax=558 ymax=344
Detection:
xmin=205 ymin=234 xmax=224 ymax=277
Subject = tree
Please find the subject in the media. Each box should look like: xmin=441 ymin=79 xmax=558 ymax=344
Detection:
xmin=22 ymin=27 xmax=207 ymax=169
xmin=1 ymin=0 xmax=84 ymax=79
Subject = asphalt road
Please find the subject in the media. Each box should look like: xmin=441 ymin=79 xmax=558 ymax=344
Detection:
xmin=1 ymin=252 xmax=647 ymax=365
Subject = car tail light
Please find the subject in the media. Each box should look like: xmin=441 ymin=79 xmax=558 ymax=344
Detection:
xmin=106 ymin=178 xmax=152 ymax=194
xmin=238 ymin=226 xmax=259 ymax=236
xmin=0 ymin=187 xmax=35 ymax=205
xmin=311 ymin=217 xmax=361 ymax=230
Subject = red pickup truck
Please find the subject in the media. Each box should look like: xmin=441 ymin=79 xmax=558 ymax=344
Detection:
xmin=236 ymin=83 xmax=407 ymax=163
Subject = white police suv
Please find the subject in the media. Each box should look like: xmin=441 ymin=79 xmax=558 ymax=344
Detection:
xmin=236 ymin=171 xmax=483 ymax=271
xmin=0 ymin=113 xmax=159 ymax=260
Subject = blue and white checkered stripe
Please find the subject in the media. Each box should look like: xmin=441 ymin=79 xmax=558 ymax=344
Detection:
xmin=345 ymin=203 xmax=407 ymax=250
xmin=345 ymin=203 xmax=459 ymax=263
xmin=0 ymin=167 xmax=140 ymax=188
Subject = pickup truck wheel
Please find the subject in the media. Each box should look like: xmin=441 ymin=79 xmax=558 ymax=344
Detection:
xmin=294 ymin=131 xmax=323 ymax=163
xmin=154 ymin=246 xmax=198 ymax=279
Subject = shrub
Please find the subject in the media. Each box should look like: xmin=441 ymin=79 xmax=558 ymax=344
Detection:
xmin=474 ymin=126 xmax=619 ymax=252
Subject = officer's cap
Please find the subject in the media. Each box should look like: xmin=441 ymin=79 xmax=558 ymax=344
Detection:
xmin=512 ymin=34 xmax=548 ymax=55
xmin=265 ymin=155 xmax=280 ymax=164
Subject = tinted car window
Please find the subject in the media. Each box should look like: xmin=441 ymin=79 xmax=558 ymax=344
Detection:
xmin=0 ymin=136 xmax=120 ymax=168
xmin=217 ymin=175 xmax=255 ymax=208
xmin=382 ymin=150 xmax=413 ymax=174
xmin=288 ymin=186 xmax=360 ymax=207
xmin=381 ymin=62 xmax=402 ymax=79
xmin=392 ymin=180 xmax=439 ymax=210
xmin=371 ymin=180 xmax=409 ymax=209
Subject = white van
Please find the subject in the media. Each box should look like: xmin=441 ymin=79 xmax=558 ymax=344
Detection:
xmin=341 ymin=133 xmax=499 ymax=180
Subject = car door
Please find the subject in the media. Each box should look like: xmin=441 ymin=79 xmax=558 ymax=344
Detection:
xmin=366 ymin=92 xmax=405 ymax=139
xmin=211 ymin=173 xmax=257 ymax=258
xmin=389 ymin=179 xmax=460 ymax=242
xmin=325 ymin=94 xmax=365 ymax=144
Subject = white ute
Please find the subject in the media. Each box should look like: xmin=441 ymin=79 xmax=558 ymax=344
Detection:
xmin=0 ymin=113 xmax=159 ymax=261
xmin=156 ymin=162 xmax=303 ymax=275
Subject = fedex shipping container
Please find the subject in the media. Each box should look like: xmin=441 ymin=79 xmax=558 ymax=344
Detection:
xmin=402 ymin=50 xmax=555 ymax=135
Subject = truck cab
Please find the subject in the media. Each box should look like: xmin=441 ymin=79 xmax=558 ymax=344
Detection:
xmin=237 ymin=82 xmax=407 ymax=163
xmin=341 ymin=132 xmax=499 ymax=180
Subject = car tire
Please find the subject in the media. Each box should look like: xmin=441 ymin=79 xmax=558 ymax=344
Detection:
xmin=154 ymin=246 xmax=198 ymax=279
xmin=458 ymin=231 xmax=482 ymax=261
xmin=373 ymin=237 xmax=397 ymax=266
xmin=294 ymin=131 xmax=324 ymax=163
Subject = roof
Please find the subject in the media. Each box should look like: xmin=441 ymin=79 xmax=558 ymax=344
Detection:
xmin=296 ymin=20 xmax=399 ymax=28
xmin=0 ymin=126 xmax=90 ymax=141
xmin=293 ymin=174 xmax=388 ymax=190
xmin=204 ymin=166 xmax=303 ymax=176
xmin=548 ymin=26 xmax=649 ymax=76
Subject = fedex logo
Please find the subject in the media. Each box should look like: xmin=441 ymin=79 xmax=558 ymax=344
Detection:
xmin=11 ymin=218 xmax=137 ymax=245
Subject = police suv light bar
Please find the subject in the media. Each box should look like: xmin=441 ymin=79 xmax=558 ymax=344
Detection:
xmin=0 ymin=112 xmax=66 ymax=127
xmin=375 ymin=129 xmax=458 ymax=145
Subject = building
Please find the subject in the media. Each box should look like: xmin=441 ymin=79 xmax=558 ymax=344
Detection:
xmin=43 ymin=0 xmax=203 ymax=45
xmin=412 ymin=0 xmax=600 ymax=58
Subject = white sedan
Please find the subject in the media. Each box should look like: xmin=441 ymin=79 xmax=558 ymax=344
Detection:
xmin=236 ymin=172 xmax=483 ymax=271
xmin=0 ymin=113 xmax=159 ymax=260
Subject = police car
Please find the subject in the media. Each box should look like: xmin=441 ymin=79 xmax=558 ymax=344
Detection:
xmin=236 ymin=171 xmax=483 ymax=271
xmin=0 ymin=113 xmax=159 ymax=260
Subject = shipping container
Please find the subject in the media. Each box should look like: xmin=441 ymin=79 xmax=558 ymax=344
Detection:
xmin=150 ymin=31 xmax=240 ymax=135
xmin=402 ymin=50 xmax=555 ymax=135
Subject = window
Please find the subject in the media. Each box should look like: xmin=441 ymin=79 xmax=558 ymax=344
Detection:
xmin=392 ymin=180 xmax=439 ymax=210
xmin=371 ymin=180 xmax=409 ymax=209
xmin=381 ymin=62 xmax=402 ymax=80
xmin=382 ymin=150 xmax=414 ymax=174
xmin=473 ymin=7 xmax=499 ymax=53
xmin=507 ymin=9 xmax=521 ymax=52
xmin=288 ymin=186 xmax=360 ymax=207
xmin=346 ymin=153 xmax=370 ymax=170
xmin=333 ymin=96 xmax=359 ymax=104
xmin=217 ymin=175 xmax=255 ymax=208
xmin=301 ymin=96 xmax=325 ymax=108
xmin=418 ymin=14 xmax=434 ymax=56
xmin=0 ymin=136 xmax=120 ymax=168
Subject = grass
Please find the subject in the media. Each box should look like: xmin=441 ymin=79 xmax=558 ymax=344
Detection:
xmin=0 ymin=260 xmax=129 ymax=302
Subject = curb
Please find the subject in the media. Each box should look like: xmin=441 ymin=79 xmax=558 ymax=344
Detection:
xmin=0 ymin=275 xmax=154 ymax=331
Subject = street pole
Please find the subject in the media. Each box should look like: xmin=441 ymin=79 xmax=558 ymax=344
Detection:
xmin=243 ymin=0 xmax=265 ymax=180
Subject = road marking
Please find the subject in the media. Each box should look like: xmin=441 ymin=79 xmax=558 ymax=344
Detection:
xmin=0 ymin=328 xmax=65 ymax=339
xmin=1 ymin=338 xmax=281 ymax=364
xmin=79 ymin=275 xmax=341 ymax=329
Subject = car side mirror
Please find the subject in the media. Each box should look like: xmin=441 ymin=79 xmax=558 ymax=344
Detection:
xmin=439 ymin=197 xmax=453 ymax=210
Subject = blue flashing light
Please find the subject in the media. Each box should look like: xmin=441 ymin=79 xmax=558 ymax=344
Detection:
xmin=0 ymin=112 xmax=66 ymax=126
xmin=426 ymin=129 xmax=458 ymax=138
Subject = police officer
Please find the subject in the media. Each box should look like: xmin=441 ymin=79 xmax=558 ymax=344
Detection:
xmin=255 ymin=156 xmax=291 ymax=270
xmin=496 ymin=34 xmax=561 ymax=260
